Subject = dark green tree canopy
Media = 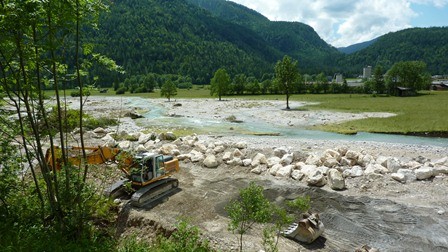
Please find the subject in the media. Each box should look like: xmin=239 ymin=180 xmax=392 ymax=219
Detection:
xmin=274 ymin=55 xmax=300 ymax=109
xmin=210 ymin=68 xmax=231 ymax=101
xmin=385 ymin=61 xmax=431 ymax=94
xmin=160 ymin=79 xmax=178 ymax=101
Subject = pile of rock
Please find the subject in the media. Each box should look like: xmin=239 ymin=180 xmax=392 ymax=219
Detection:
xmin=87 ymin=128 xmax=448 ymax=191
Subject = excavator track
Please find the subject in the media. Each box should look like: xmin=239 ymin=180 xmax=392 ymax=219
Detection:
xmin=131 ymin=178 xmax=179 ymax=207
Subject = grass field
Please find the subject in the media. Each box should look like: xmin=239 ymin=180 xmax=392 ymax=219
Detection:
xmin=48 ymin=88 xmax=448 ymax=136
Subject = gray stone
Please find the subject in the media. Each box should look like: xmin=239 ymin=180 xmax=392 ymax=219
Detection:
xmin=305 ymin=154 xmax=321 ymax=166
xmin=144 ymin=140 xmax=155 ymax=150
xmin=235 ymin=142 xmax=247 ymax=149
xmin=365 ymin=163 xmax=388 ymax=175
xmin=214 ymin=145 xmax=226 ymax=153
xmin=349 ymin=166 xmax=364 ymax=177
xmin=242 ymin=159 xmax=252 ymax=167
xmin=118 ymin=140 xmax=131 ymax=150
xmin=386 ymin=157 xmax=402 ymax=173
xmin=222 ymin=152 xmax=232 ymax=161
xmin=93 ymin=127 xmax=106 ymax=134
xmin=415 ymin=167 xmax=434 ymax=180
xmin=324 ymin=149 xmax=341 ymax=161
xmin=291 ymin=170 xmax=305 ymax=180
xmin=194 ymin=142 xmax=208 ymax=153
xmin=328 ymin=169 xmax=345 ymax=190
xmin=391 ymin=173 xmax=406 ymax=183
xmin=251 ymin=153 xmax=267 ymax=167
xmin=203 ymin=155 xmax=219 ymax=168
xmin=135 ymin=144 xmax=147 ymax=152
xmin=276 ymin=165 xmax=294 ymax=178
xmin=280 ymin=153 xmax=294 ymax=165
xmin=340 ymin=157 xmax=356 ymax=166
xmin=274 ymin=147 xmax=288 ymax=158
xmin=345 ymin=150 xmax=360 ymax=160
xmin=434 ymin=157 xmax=448 ymax=166
xmin=190 ymin=150 xmax=205 ymax=163
xmin=251 ymin=166 xmax=263 ymax=175
xmin=177 ymin=154 xmax=191 ymax=161
xmin=337 ymin=146 xmax=348 ymax=156
xmin=397 ymin=168 xmax=417 ymax=182
xmin=233 ymin=149 xmax=244 ymax=158
xmin=323 ymin=158 xmax=339 ymax=168
xmin=434 ymin=165 xmax=448 ymax=175
xmin=138 ymin=133 xmax=152 ymax=144
xmin=300 ymin=164 xmax=318 ymax=177
xmin=317 ymin=166 xmax=329 ymax=175
xmin=306 ymin=170 xmax=327 ymax=187
xmin=159 ymin=144 xmax=177 ymax=155
xmin=358 ymin=154 xmax=374 ymax=167
xmin=269 ymin=164 xmax=283 ymax=176
xmin=101 ymin=133 xmax=117 ymax=148
xmin=267 ymin=156 xmax=281 ymax=168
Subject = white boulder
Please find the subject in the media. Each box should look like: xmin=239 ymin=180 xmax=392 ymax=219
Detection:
xmin=276 ymin=165 xmax=294 ymax=178
xmin=203 ymin=155 xmax=219 ymax=168
xmin=267 ymin=156 xmax=281 ymax=168
xmin=415 ymin=167 xmax=434 ymax=180
xmin=291 ymin=170 xmax=305 ymax=180
xmin=251 ymin=153 xmax=267 ymax=167
xmin=274 ymin=147 xmax=288 ymax=158
xmin=280 ymin=153 xmax=294 ymax=166
xmin=328 ymin=169 xmax=345 ymax=190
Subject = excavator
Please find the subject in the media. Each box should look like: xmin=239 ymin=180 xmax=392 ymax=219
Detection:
xmin=45 ymin=146 xmax=180 ymax=207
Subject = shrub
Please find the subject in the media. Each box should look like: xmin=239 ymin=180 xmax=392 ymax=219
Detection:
xmin=116 ymin=87 xmax=126 ymax=95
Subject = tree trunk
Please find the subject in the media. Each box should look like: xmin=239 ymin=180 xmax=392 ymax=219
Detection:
xmin=286 ymin=94 xmax=290 ymax=110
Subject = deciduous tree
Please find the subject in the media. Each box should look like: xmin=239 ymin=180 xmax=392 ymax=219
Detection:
xmin=210 ymin=68 xmax=230 ymax=101
xmin=274 ymin=56 xmax=300 ymax=109
xmin=226 ymin=182 xmax=272 ymax=252
xmin=160 ymin=79 xmax=178 ymax=101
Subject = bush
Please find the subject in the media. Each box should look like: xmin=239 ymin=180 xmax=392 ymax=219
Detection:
xmin=71 ymin=89 xmax=91 ymax=97
xmin=116 ymin=87 xmax=126 ymax=95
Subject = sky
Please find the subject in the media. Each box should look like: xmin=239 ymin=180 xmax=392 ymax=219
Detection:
xmin=230 ymin=0 xmax=448 ymax=47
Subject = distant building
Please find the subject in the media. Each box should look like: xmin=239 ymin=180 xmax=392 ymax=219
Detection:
xmin=363 ymin=66 xmax=372 ymax=79
xmin=333 ymin=74 xmax=343 ymax=83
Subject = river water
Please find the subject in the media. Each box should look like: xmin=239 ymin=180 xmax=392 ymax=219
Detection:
xmin=128 ymin=98 xmax=447 ymax=148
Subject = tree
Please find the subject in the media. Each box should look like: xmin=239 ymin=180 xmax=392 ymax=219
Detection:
xmin=210 ymin=68 xmax=230 ymax=101
xmin=275 ymin=56 xmax=300 ymax=109
xmin=385 ymin=61 xmax=431 ymax=95
xmin=160 ymin=79 xmax=178 ymax=101
xmin=226 ymin=182 xmax=272 ymax=252
xmin=0 ymin=0 xmax=116 ymax=243
xmin=232 ymin=73 xmax=246 ymax=95
xmin=372 ymin=65 xmax=385 ymax=94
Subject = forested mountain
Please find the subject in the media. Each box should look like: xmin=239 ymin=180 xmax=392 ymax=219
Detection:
xmin=338 ymin=38 xmax=377 ymax=54
xmin=339 ymin=27 xmax=448 ymax=75
xmin=187 ymin=0 xmax=341 ymax=73
xmin=90 ymin=0 xmax=341 ymax=86
xmin=91 ymin=0 xmax=282 ymax=85
xmin=90 ymin=0 xmax=448 ymax=87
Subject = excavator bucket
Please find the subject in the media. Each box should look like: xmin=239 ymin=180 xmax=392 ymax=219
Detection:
xmin=281 ymin=212 xmax=324 ymax=244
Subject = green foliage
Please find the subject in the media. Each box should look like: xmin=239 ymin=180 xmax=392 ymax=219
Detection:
xmin=210 ymin=68 xmax=231 ymax=101
xmin=274 ymin=55 xmax=301 ymax=109
xmin=226 ymin=182 xmax=271 ymax=251
xmin=71 ymin=88 xmax=92 ymax=97
xmin=286 ymin=196 xmax=311 ymax=214
xmin=385 ymin=61 xmax=431 ymax=95
xmin=150 ymin=220 xmax=213 ymax=252
xmin=116 ymin=86 xmax=127 ymax=95
xmin=161 ymin=80 xmax=178 ymax=101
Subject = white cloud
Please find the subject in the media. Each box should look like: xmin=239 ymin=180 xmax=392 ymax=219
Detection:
xmin=231 ymin=0 xmax=442 ymax=47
